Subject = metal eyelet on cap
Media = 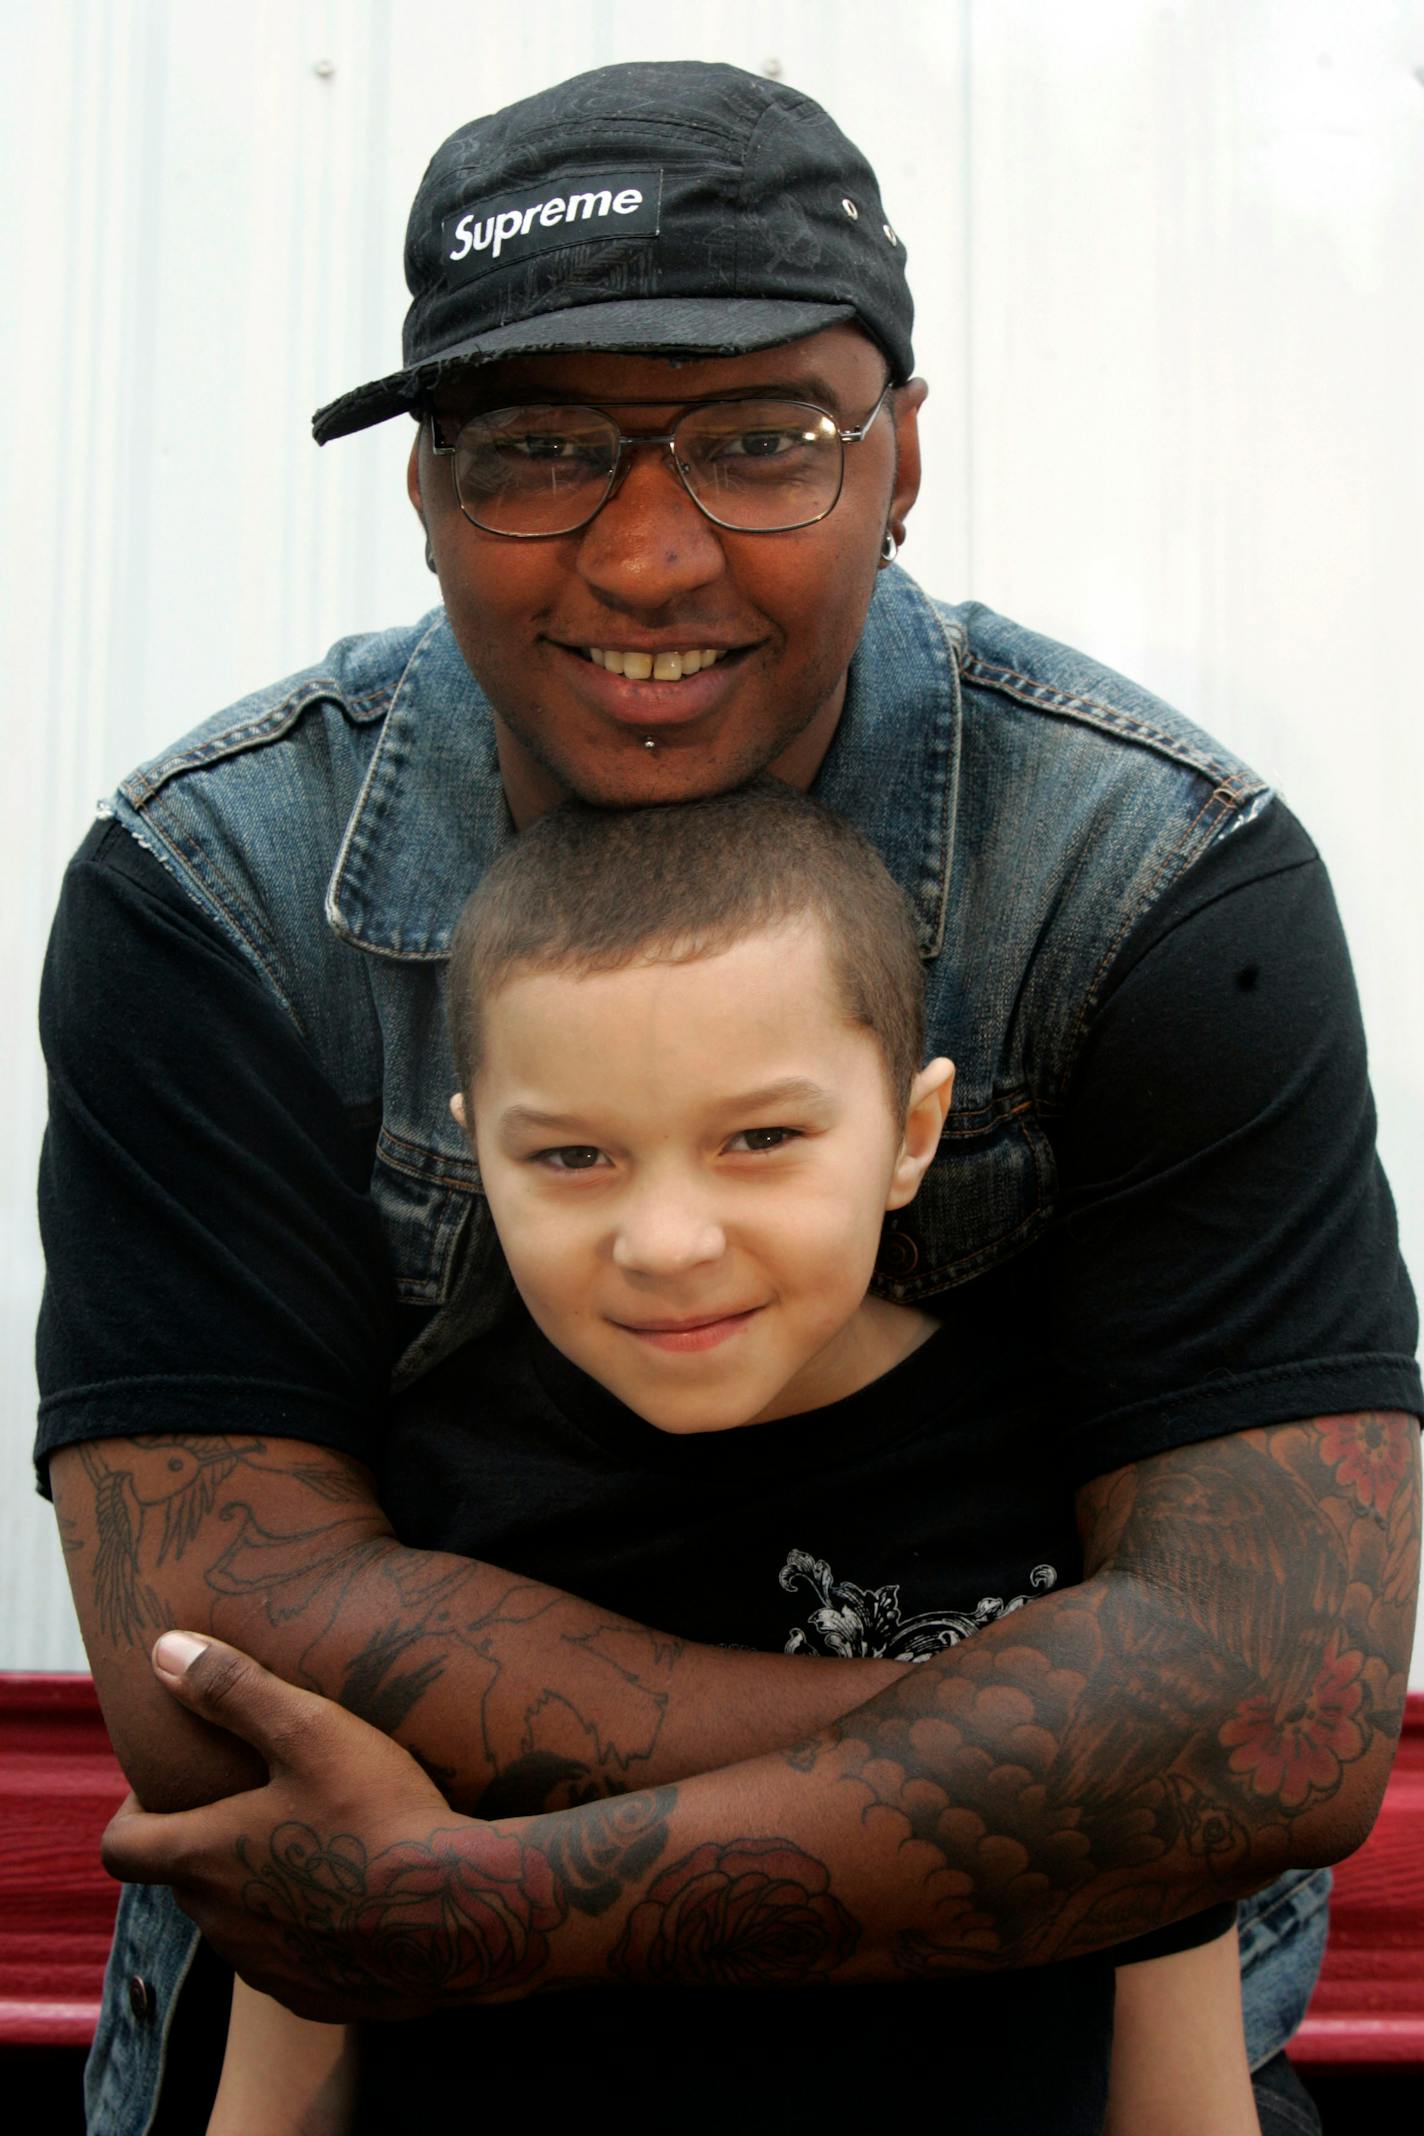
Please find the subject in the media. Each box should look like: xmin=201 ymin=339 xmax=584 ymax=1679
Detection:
xmin=883 ymin=224 xmax=898 ymax=245
xmin=127 ymin=1974 xmax=154 ymax=2022
xmin=841 ymin=197 xmax=859 ymax=219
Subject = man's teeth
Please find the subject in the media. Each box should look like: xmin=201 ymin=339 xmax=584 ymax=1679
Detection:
xmin=588 ymin=648 xmax=724 ymax=680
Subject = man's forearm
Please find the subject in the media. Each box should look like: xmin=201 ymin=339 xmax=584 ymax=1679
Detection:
xmin=51 ymin=1433 xmax=902 ymax=1814
xmin=209 ymin=1412 xmax=1419 ymax=2005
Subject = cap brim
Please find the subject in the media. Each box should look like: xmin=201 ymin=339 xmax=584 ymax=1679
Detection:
xmin=311 ymin=296 xmax=860 ymax=443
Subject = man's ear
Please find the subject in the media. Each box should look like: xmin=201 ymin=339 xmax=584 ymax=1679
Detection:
xmin=407 ymin=430 xmax=427 ymax=524
xmin=410 ymin=431 xmax=442 ymax=573
xmin=886 ymin=1056 xmax=953 ymax=1210
xmin=886 ymin=376 xmax=927 ymax=549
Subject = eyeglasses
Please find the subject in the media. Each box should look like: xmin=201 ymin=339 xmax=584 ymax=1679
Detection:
xmin=426 ymin=383 xmax=893 ymax=538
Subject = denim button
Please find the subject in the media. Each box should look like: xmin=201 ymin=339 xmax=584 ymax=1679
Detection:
xmin=878 ymin=1226 xmax=920 ymax=1277
xmin=126 ymin=1973 xmax=154 ymax=2022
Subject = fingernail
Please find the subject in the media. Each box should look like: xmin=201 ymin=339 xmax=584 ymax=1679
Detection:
xmin=154 ymin=1631 xmax=211 ymax=1676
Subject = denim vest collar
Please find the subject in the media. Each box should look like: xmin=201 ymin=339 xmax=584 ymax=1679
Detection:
xmin=814 ymin=566 xmax=960 ymax=960
xmin=325 ymin=613 xmax=514 ymax=961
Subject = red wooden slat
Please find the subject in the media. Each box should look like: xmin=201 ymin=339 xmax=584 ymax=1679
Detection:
xmin=1292 ymin=1693 xmax=1424 ymax=2067
xmin=0 ymin=1675 xmax=124 ymax=2047
xmin=0 ymin=1675 xmax=1420 ymax=2060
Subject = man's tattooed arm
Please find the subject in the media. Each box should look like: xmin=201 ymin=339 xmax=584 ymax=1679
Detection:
xmin=796 ymin=1408 xmax=1421 ymax=1971
xmin=146 ymin=1410 xmax=1418 ymax=2012
xmin=49 ymin=1434 xmax=903 ymax=1818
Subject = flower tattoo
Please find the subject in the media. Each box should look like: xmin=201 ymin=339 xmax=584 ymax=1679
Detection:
xmin=1219 ymin=1630 xmax=1367 ymax=1809
xmin=1319 ymin=1413 xmax=1411 ymax=1515
xmin=525 ymin=1787 xmax=675 ymax=1917
xmin=611 ymin=1838 xmax=859 ymax=1987
xmin=241 ymin=1821 xmax=566 ymax=2000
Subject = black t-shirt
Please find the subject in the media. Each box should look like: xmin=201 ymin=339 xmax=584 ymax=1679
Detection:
xmin=36 ymin=798 xmax=1419 ymax=1481
xmin=365 ymin=1314 xmax=1247 ymax=2129
xmin=385 ymin=1308 xmax=1075 ymax=1649
xmin=368 ymin=1316 xmax=1107 ymax=2130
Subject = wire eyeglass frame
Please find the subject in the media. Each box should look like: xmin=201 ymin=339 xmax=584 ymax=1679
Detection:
xmin=425 ymin=380 xmax=895 ymax=538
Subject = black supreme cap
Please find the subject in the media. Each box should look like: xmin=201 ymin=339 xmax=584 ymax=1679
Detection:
xmin=312 ymin=60 xmax=913 ymax=444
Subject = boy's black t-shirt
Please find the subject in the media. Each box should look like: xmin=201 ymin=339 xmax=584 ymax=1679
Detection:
xmin=367 ymin=1309 xmax=1122 ymax=2130
xmin=384 ymin=1305 xmax=1072 ymax=1653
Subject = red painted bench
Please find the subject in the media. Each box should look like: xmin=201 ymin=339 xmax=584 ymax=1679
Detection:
xmin=1 ymin=1675 xmax=1420 ymax=2058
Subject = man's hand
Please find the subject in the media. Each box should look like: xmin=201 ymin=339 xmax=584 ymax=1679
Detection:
xmin=104 ymin=1632 xmax=484 ymax=2021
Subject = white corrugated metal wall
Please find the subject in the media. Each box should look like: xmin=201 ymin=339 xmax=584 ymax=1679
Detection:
xmin=2 ymin=0 xmax=1421 ymax=1674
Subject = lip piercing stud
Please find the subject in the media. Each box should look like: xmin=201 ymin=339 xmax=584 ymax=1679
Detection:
xmin=643 ymin=735 xmax=657 ymax=751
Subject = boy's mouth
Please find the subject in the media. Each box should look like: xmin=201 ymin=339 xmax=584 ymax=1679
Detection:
xmin=613 ymin=1306 xmax=762 ymax=1354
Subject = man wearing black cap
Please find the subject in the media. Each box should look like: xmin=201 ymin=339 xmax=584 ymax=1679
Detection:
xmin=37 ymin=61 xmax=1418 ymax=2135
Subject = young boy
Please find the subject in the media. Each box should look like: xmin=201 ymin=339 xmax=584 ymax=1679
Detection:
xmin=210 ymin=784 xmax=1258 ymax=2134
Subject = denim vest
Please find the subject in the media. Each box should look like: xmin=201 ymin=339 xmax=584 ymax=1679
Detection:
xmin=89 ymin=568 xmax=1310 ymax=2132
xmin=108 ymin=566 xmax=1268 ymax=1374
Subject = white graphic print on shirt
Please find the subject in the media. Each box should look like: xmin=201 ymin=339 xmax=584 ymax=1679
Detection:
xmin=779 ymin=1548 xmax=1058 ymax=1663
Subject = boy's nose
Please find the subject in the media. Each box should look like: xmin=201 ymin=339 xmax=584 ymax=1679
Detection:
xmin=611 ymin=1186 xmax=726 ymax=1277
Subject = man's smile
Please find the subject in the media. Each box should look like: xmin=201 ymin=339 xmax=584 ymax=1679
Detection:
xmin=588 ymin=647 xmax=726 ymax=679
xmin=549 ymin=638 xmax=762 ymax=729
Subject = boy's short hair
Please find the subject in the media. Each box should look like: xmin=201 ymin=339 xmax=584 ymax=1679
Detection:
xmin=447 ymin=783 xmax=926 ymax=1106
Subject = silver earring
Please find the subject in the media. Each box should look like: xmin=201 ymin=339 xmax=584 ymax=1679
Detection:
xmin=881 ymin=531 xmax=898 ymax=564
xmin=424 ymin=536 xmax=438 ymax=574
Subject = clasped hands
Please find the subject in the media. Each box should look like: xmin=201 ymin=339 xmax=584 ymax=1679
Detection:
xmin=103 ymin=1632 xmax=504 ymax=2022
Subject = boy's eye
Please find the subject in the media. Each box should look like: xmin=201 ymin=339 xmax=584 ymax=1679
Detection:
xmin=535 ymin=1146 xmax=608 ymax=1171
xmin=726 ymin=1126 xmax=800 ymax=1154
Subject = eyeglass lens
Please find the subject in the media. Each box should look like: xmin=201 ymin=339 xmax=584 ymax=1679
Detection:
xmin=446 ymin=401 xmax=845 ymax=535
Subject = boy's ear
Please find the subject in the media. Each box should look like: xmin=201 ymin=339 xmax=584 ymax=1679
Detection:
xmin=449 ymin=1090 xmax=468 ymax=1134
xmin=885 ymin=1058 xmax=954 ymax=1210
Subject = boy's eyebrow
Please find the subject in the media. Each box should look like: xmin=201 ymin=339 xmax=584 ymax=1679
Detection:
xmin=495 ymin=1078 xmax=835 ymax=1140
xmin=715 ymin=1076 xmax=836 ymax=1114
xmin=496 ymin=1105 xmax=595 ymax=1138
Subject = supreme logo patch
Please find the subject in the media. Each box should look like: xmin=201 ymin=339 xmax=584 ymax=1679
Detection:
xmin=441 ymin=169 xmax=663 ymax=284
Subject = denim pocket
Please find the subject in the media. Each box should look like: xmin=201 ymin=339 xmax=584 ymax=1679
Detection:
xmin=371 ymin=1124 xmax=479 ymax=1306
xmin=876 ymin=1098 xmax=1055 ymax=1301
xmin=1238 ymin=1865 xmax=1333 ymax=2070
xmin=85 ymin=1882 xmax=201 ymax=2136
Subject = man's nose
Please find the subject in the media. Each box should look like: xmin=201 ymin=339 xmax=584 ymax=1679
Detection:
xmin=611 ymin=1178 xmax=727 ymax=1277
xmin=575 ymin=447 xmax=727 ymax=609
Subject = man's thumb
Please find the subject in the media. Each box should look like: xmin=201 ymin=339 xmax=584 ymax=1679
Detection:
xmin=150 ymin=1630 xmax=324 ymax=1770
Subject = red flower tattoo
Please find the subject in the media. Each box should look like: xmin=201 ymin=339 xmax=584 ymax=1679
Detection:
xmin=1219 ymin=1631 xmax=1366 ymax=1809
xmin=1319 ymin=1413 xmax=1410 ymax=1514
xmin=612 ymin=1838 xmax=859 ymax=1987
